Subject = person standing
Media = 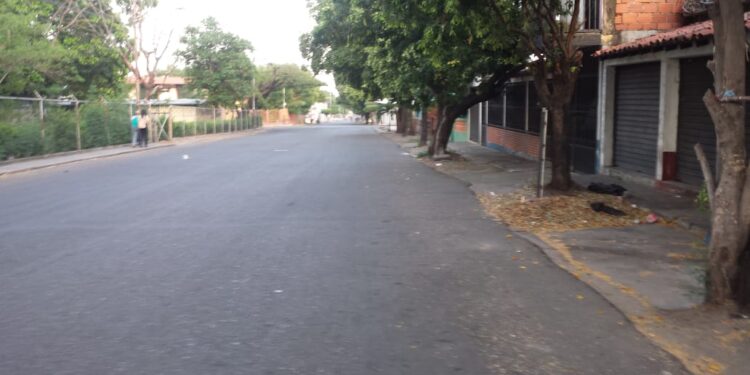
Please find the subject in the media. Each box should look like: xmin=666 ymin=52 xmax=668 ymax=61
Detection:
xmin=130 ymin=113 xmax=139 ymax=147
xmin=137 ymin=109 xmax=151 ymax=147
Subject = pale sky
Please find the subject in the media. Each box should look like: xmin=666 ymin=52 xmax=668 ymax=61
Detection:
xmin=142 ymin=0 xmax=336 ymax=93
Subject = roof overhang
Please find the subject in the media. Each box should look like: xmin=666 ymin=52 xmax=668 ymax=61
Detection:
xmin=595 ymin=12 xmax=750 ymax=59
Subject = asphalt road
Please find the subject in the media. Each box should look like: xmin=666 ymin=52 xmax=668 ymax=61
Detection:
xmin=0 ymin=124 xmax=686 ymax=374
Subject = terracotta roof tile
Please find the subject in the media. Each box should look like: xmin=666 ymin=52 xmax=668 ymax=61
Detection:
xmin=596 ymin=12 xmax=750 ymax=58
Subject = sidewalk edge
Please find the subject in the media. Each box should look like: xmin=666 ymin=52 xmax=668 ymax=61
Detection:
xmin=0 ymin=144 xmax=175 ymax=177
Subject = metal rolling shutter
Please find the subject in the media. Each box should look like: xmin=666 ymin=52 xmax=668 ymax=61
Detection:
xmin=614 ymin=63 xmax=661 ymax=175
xmin=677 ymin=57 xmax=716 ymax=185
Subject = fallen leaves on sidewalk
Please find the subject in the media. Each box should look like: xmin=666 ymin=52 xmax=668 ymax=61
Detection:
xmin=478 ymin=187 xmax=650 ymax=233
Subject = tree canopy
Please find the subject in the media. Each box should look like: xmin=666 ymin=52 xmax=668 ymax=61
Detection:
xmin=302 ymin=0 xmax=523 ymax=154
xmin=177 ymin=17 xmax=255 ymax=108
xmin=0 ymin=0 xmax=127 ymax=98
xmin=255 ymin=64 xmax=325 ymax=114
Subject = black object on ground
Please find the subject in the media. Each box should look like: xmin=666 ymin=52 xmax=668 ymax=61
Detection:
xmin=588 ymin=182 xmax=627 ymax=196
xmin=591 ymin=202 xmax=626 ymax=216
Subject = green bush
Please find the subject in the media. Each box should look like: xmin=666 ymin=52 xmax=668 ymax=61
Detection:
xmin=80 ymin=103 xmax=131 ymax=148
xmin=14 ymin=122 xmax=44 ymax=158
xmin=45 ymin=108 xmax=77 ymax=153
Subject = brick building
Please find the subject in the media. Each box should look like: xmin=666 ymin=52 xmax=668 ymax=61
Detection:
xmin=465 ymin=0 xmax=748 ymax=187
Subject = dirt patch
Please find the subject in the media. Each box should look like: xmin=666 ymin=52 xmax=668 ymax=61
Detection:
xmin=477 ymin=187 xmax=652 ymax=233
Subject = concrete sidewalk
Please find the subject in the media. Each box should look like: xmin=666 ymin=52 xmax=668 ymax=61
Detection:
xmin=0 ymin=129 xmax=264 ymax=177
xmin=448 ymin=141 xmax=711 ymax=231
xmin=383 ymin=133 xmax=749 ymax=375
xmin=0 ymin=144 xmax=173 ymax=177
xmin=445 ymin=141 xmax=712 ymax=309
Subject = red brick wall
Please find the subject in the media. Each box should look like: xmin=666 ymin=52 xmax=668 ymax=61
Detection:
xmin=486 ymin=126 xmax=540 ymax=159
xmin=615 ymin=0 xmax=683 ymax=31
xmin=454 ymin=118 xmax=467 ymax=132
xmin=424 ymin=108 xmax=467 ymax=131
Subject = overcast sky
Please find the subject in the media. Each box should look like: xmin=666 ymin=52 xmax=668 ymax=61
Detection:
xmin=142 ymin=0 xmax=336 ymax=93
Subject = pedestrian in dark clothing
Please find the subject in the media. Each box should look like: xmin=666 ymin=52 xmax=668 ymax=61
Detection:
xmin=137 ymin=109 xmax=151 ymax=147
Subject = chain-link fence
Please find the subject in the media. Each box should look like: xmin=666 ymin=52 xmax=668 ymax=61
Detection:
xmin=0 ymin=96 xmax=262 ymax=161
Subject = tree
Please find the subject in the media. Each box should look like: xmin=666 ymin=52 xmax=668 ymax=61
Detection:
xmin=0 ymin=1 xmax=67 ymax=95
xmin=0 ymin=0 xmax=127 ymax=98
xmin=303 ymin=0 xmax=522 ymax=157
xmin=336 ymin=85 xmax=368 ymax=115
xmin=698 ymin=0 xmax=749 ymax=308
xmin=177 ymin=17 xmax=255 ymax=108
xmin=55 ymin=0 xmax=173 ymax=106
xmin=58 ymin=32 xmax=127 ymax=98
xmin=255 ymin=64 xmax=325 ymax=114
xmin=481 ymin=0 xmax=584 ymax=190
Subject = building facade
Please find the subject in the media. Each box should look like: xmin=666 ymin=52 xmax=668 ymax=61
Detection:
xmin=465 ymin=1 xmax=748 ymax=188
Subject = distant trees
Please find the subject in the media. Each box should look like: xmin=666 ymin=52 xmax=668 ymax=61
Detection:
xmin=177 ymin=17 xmax=255 ymax=108
xmin=255 ymin=64 xmax=325 ymax=114
xmin=302 ymin=0 xmax=522 ymax=157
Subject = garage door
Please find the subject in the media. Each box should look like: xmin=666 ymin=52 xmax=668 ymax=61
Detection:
xmin=677 ymin=57 xmax=750 ymax=185
xmin=614 ymin=63 xmax=661 ymax=175
xmin=677 ymin=57 xmax=716 ymax=185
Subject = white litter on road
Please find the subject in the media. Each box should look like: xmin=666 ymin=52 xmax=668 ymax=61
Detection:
xmin=273 ymin=290 xmax=284 ymax=294
xmin=182 ymin=154 xmax=190 ymax=160
xmin=435 ymin=163 xmax=443 ymax=167
xmin=273 ymin=149 xmax=289 ymax=152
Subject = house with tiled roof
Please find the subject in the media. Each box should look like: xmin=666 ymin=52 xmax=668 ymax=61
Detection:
xmin=595 ymin=5 xmax=750 ymax=186
xmin=467 ymin=0 xmax=686 ymax=174
xmin=126 ymin=76 xmax=188 ymax=102
xmin=465 ymin=0 xmax=748 ymax=187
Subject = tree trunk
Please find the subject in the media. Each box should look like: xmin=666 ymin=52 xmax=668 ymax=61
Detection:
xmin=548 ymin=105 xmax=572 ymax=190
xmin=396 ymin=107 xmax=405 ymax=134
xmin=429 ymin=104 xmax=448 ymax=156
xmin=430 ymin=104 xmax=467 ymax=157
xmin=419 ymin=107 xmax=429 ymax=146
xmin=405 ymin=108 xmax=415 ymax=136
xmin=702 ymin=0 xmax=749 ymax=306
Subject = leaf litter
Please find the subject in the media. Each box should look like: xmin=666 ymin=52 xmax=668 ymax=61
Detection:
xmin=478 ymin=186 xmax=651 ymax=233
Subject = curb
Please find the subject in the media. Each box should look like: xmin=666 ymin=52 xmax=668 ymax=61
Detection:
xmin=0 ymin=144 xmax=175 ymax=177
xmin=378 ymin=132 xmax=702 ymax=374
xmin=0 ymin=128 xmax=265 ymax=178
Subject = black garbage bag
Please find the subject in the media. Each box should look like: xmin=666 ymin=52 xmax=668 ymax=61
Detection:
xmin=590 ymin=202 xmax=626 ymax=216
xmin=588 ymin=182 xmax=627 ymax=196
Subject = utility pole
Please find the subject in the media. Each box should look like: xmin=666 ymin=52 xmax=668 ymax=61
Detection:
xmin=282 ymin=87 xmax=287 ymax=108
xmin=252 ymin=77 xmax=256 ymax=127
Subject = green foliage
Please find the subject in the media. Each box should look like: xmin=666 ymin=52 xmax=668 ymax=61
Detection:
xmin=302 ymin=0 xmax=523 ymax=112
xmin=255 ymin=64 xmax=325 ymax=114
xmin=44 ymin=108 xmax=77 ymax=153
xmin=336 ymin=85 xmax=368 ymax=115
xmin=80 ymin=103 xmax=130 ymax=148
xmin=696 ymin=184 xmax=711 ymax=212
xmin=0 ymin=0 xmax=127 ymax=98
xmin=0 ymin=101 xmax=266 ymax=161
xmin=0 ymin=1 xmax=66 ymax=96
xmin=0 ymin=122 xmax=43 ymax=160
xmin=178 ymin=18 xmax=255 ymax=108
